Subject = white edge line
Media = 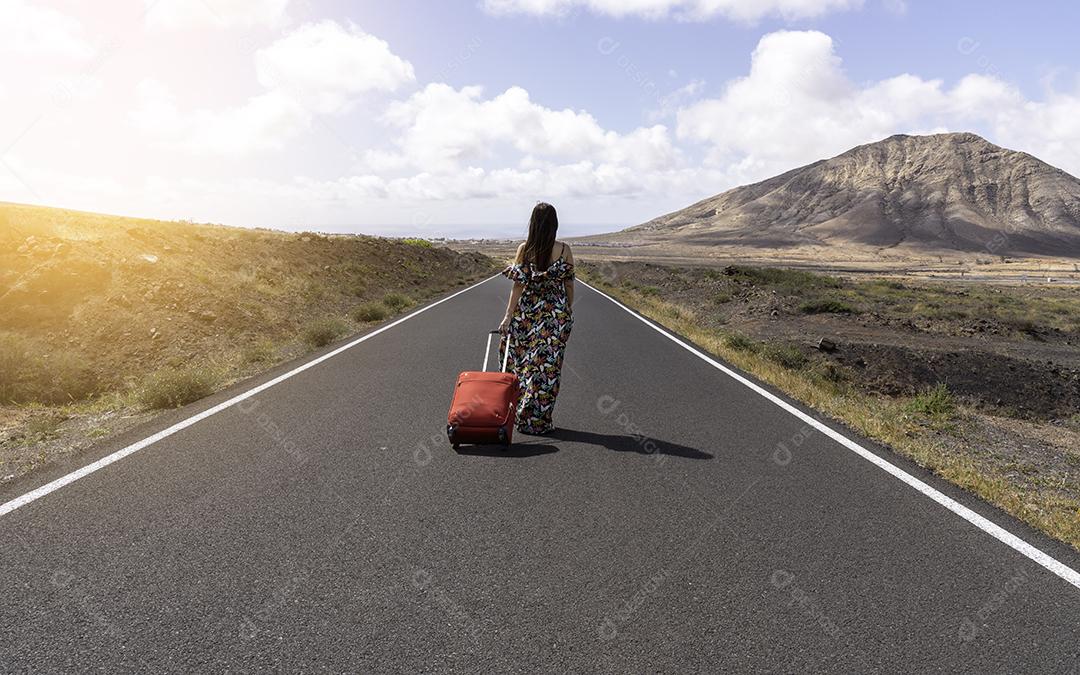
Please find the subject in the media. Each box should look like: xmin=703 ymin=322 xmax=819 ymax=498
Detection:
xmin=482 ymin=332 xmax=492 ymax=372
xmin=579 ymin=279 xmax=1080 ymax=591
xmin=0 ymin=274 xmax=501 ymax=518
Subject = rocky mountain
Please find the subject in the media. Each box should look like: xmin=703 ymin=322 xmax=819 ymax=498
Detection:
xmin=618 ymin=133 xmax=1080 ymax=258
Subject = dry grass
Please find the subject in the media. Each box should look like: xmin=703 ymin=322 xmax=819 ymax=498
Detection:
xmin=1 ymin=201 xmax=500 ymax=481
xmin=137 ymin=366 xmax=221 ymax=410
xmin=585 ymin=271 xmax=1080 ymax=550
xmin=381 ymin=292 xmax=414 ymax=312
xmin=906 ymin=384 xmax=956 ymax=419
xmin=352 ymin=302 xmax=389 ymax=323
xmin=799 ymin=298 xmax=858 ymax=315
xmin=301 ymin=317 xmax=350 ymax=348
xmin=241 ymin=339 xmax=277 ymax=365
xmin=1 ymin=202 xmax=497 ymax=406
xmin=0 ymin=333 xmax=99 ymax=404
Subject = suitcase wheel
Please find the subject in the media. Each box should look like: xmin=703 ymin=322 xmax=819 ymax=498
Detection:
xmin=498 ymin=426 xmax=510 ymax=448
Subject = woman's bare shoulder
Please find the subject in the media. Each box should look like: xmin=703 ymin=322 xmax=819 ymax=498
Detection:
xmin=557 ymin=241 xmax=574 ymax=261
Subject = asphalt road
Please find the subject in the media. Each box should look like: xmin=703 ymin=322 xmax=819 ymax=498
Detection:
xmin=2 ymin=275 xmax=1079 ymax=673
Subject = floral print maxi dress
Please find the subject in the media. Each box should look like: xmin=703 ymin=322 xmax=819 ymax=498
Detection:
xmin=500 ymin=257 xmax=574 ymax=434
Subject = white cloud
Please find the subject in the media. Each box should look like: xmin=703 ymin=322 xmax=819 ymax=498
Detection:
xmin=679 ymin=31 xmax=899 ymax=175
xmin=0 ymin=156 xmax=718 ymax=229
xmin=379 ymin=83 xmax=678 ymax=172
xmin=284 ymin=161 xmax=722 ymax=205
xmin=145 ymin=0 xmax=290 ymax=30
xmin=130 ymin=79 xmax=312 ymax=156
xmin=344 ymin=30 xmax=1080 ymax=213
xmin=255 ymin=20 xmax=416 ymax=114
xmin=481 ymin=0 xmax=863 ymax=22
xmin=14 ymin=6 xmax=1080 ymax=234
xmin=675 ymin=30 xmax=1080 ymax=186
xmin=950 ymin=79 xmax=1080 ymax=180
xmin=131 ymin=20 xmax=414 ymax=155
xmin=0 ymin=0 xmax=94 ymax=59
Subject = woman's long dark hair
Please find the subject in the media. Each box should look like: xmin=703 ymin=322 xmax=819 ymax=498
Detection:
xmin=522 ymin=202 xmax=558 ymax=270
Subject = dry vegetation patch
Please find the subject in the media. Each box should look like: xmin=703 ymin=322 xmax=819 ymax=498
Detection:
xmin=0 ymin=202 xmax=498 ymax=481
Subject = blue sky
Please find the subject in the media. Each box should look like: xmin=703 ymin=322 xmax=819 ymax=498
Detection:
xmin=2 ymin=1 xmax=1079 ymax=237
xmin=365 ymin=0 xmax=1076 ymax=118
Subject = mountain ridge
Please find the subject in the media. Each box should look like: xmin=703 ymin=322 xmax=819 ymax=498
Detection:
xmin=613 ymin=133 xmax=1080 ymax=258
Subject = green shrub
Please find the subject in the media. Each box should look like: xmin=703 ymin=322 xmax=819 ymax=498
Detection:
xmin=800 ymin=298 xmax=858 ymax=315
xmin=722 ymin=332 xmax=758 ymax=352
xmin=812 ymin=361 xmax=849 ymax=384
xmin=875 ymin=279 xmax=907 ymax=291
xmin=639 ymin=286 xmax=661 ymax=297
xmin=912 ymin=301 xmax=944 ymax=318
xmin=1004 ymin=317 xmax=1041 ymax=336
xmin=302 ymin=318 xmax=349 ymax=348
xmin=712 ymin=291 xmax=734 ymax=304
xmin=381 ymin=293 xmax=413 ymax=312
xmin=731 ymin=266 xmax=842 ymax=291
xmin=1065 ymin=414 xmax=1080 ymax=432
xmin=906 ymin=383 xmax=955 ymax=418
xmin=138 ymin=366 xmax=218 ymax=410
xmin=762 ymin=343 xmax=808 ymax=370
xmin=401 ymin=238 xmax=432 ymax=248
xmin=352 ymin=302 xmax=389 ymax=322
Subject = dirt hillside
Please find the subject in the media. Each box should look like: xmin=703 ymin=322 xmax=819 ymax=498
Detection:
xmin=0 ymin=201 xmax=497 ymax=480
xmin=592 ymin=133 xmax=1080 ymax=260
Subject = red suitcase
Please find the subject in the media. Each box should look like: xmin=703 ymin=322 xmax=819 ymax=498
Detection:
xmin=447 ymin=330 xmax=519 ymax=449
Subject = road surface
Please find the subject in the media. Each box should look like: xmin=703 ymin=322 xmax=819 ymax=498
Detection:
xmin=2 ymin=275 xmax=1079 ymax=672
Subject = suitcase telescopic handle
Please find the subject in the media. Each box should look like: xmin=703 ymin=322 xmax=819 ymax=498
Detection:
xmin=483 ymin=329 xmax=511 ymax=373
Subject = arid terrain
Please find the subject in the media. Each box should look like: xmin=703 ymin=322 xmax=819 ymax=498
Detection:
xmin=0 ymin=202 xmax=498 ymax=481
xmin=464 ymin=238 xmax=1080 ymax=285
xmin=582 ymin=261 xmax=1080 ymax=549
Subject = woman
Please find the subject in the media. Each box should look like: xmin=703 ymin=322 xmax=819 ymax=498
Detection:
xmin=498 ymin=202 xmax=575 ymax=435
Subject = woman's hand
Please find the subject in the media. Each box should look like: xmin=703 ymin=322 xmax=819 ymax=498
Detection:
xmin=498 ymin=314 xmax=512 ymax=334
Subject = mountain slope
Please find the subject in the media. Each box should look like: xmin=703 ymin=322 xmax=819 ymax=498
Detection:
xmin=620 ymin=133 xmax=1080 ymax=258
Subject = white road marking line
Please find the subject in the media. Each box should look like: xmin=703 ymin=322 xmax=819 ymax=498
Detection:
xmin=0 ymin=275 xmax=500 ymax=519
xmin=579 ymin=280 xmax=1080 ymax=591
xmin=482 ymin=331 xmax=493 ymax=372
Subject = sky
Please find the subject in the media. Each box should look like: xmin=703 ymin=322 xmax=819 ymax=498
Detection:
xmin=2 ymin=0 xmax=1080 ymax=238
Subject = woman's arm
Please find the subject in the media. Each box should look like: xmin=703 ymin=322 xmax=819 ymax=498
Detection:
xmin=499 ymin=243 xmax=527 ymax=333
xmin=563 ymin=244 xmax=575 ymax=308
xmin=500 ymin=283 xmax=524 ymax=333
